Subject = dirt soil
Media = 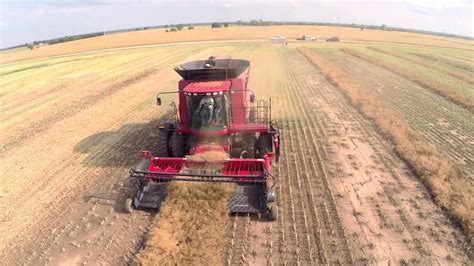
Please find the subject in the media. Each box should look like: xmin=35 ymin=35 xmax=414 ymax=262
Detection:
xmin=220 ymin=47 xmax=471 ymax=265
xmin=0 ymin=45 xmax=223 ymax=265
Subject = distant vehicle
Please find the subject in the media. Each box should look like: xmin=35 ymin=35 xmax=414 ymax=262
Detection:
xmin=297 ymin=35 xmax=316 ymax=41
xmin=269 ymin=35 xmax=286 ymax=41
xmin=326 ymin=36 xmax=340 ymax=42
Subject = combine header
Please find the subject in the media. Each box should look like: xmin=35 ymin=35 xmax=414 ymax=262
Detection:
xmin=125 ymin=57 xmax=281 ymax=220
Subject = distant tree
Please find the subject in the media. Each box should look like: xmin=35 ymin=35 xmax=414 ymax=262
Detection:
xmin=26 ymin=43 xmax=34 ymax=50
xmin=188 ymin=26 xmax=194 ymax=30
xmin=380 ymin=24 xmax=388 ymax=31
xmin=177 ymin=24 xmax=184 ymax=31
xmin=249 ymin=20 xmax=259 ymax=26
xmin=237 ymin=20 xmax=243 ymax=25
xmin=211 ymin=22 xmax=222 ymax=28
xmin=165 ymin=29 xmax=169 ymax=32
xmin=224 ymin=23 xmax=229 ymax=27
xmin=170 ymin=28 xmax=177 ymax=32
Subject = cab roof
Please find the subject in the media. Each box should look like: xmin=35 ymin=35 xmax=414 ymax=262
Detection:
xmin=183 ymin=80 xmax=231 ymax=95
xmin=175 ymin=59 xmax=250 ymax=81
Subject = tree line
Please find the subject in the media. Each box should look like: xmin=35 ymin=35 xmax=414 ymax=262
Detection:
xmin=5 ymin=20 xmax=471 ymax=51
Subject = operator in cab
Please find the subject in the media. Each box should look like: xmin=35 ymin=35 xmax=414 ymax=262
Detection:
xmin=199 ymin=95 xmax=215 ymax=126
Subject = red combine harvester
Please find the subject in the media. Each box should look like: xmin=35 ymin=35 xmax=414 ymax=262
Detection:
xmin=125 ymin=57 xmax=281 ymax=220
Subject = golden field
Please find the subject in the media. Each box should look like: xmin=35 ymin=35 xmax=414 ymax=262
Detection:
xmin=0 ymin=26 xmax=472 ymax=264
xmin=1 ymin=25 xmax=472 ymax=64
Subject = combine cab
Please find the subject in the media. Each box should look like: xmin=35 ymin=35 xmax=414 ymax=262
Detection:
xmin=125 ymin=57 xmax=281 ymax=220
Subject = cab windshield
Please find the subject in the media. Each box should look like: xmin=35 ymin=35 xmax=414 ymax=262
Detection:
xmin=187 ymin=94 xmax=228 ymax=130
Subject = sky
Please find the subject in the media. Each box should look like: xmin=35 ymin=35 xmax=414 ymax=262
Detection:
xmin=0 ymin=0 xmax=472 ymax=48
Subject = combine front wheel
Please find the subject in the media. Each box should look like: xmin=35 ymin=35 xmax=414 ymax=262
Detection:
xmin=170 ymin=132 xmax=186 ymax=157
xmin=154 ymin=123 xmax=173 ymax=156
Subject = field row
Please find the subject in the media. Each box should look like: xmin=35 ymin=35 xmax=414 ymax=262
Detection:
xmin=317 ymin=47 xmax=473 ymax=180
xmin=299 ymin=46 xmax=472 ymax=261
xmin=0 ymin=42 xmax=471 ymax=264
xmin=0 ymin=45 xmax=230 ymax=264
xmin=223 ymin=46 xmax=353 ymax=265
xmin=341 ymin=48 xmax=473 ymax=111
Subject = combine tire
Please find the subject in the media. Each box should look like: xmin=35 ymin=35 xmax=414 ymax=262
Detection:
xmin=170 ymin=132 xmax=186 ymax=157
xmin=153 ymin=123 xmax=174 ymax=157
xmin=268 ymin=202 xmax=278 ymax=221
xmin=258 ymin=133 xmax=273 ymax=156
xmin=124 ymin=198 xmax=134 ymax=213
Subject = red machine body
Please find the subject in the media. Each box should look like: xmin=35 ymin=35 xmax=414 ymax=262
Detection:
xmin=177 ymin=73 xmax=268 ymax=136
xmin=127 ymin=57 xmax=280 ymax=220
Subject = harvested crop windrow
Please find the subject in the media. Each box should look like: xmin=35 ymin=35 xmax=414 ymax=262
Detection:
xmin=366 ymin=47 xmax=474 ymax=84
xmin=409 ymin=52 xmax=474 ymax=72
xmin=139 ymin=150 xmax=234 ymax=265
xmin=341 ymin=48 xmax=474 ymax=112
xmin=298 ymin=47 xmax=473 ymax=243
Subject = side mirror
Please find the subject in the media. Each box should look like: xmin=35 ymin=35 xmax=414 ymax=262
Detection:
xmin=157 ymin=97 xmax=161 ymax=106
xmin=250 ymin=94 xmax=255 ymax=103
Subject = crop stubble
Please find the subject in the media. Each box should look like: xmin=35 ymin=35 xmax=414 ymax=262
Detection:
xmin=139 ymin=151 xmax=234 ymax=265
xmin=0 ymin=42 xmax=472 ymax=265
xmin=365 ymin=47 xmax=474 ymax=84
xmin=299 ymin=47 xmax=472 ymax=261
xmin=0 ymin=45 xmax=225 ymax=264
xmin=222 ymin=45 xmax=354 ymax=265
xmin=301 ymin=47 xmax=471 ymax=263
xmin=321 ymin=48 xmax=474 ymax=180
xmin=341 ymin=48 xmax=474 ymax=111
